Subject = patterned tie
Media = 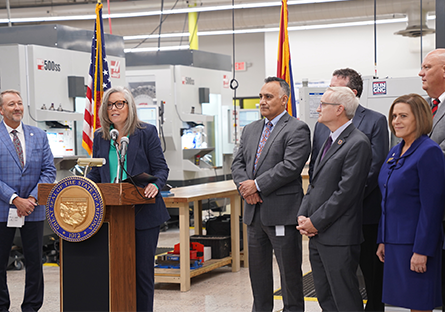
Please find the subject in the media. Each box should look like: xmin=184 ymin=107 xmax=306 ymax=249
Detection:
xmin=321 ymin=136 xmax=333 ymax=161
xmin=253 ymin=121 xmax=273 ymax=173
xmin=11 ymin=130 xmax=24 ymax=168
xmin=432 ymin=98 xmax=440 ymax=118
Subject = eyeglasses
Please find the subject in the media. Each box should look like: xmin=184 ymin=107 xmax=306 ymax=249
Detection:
xmin=107 ymin=100 xmax=127 ymax=110
xmin=319 ymin=101 xmax=341 ymax=109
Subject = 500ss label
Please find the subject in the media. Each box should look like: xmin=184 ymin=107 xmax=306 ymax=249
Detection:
xmin=37 ymin=59 xmax=61 ymax=72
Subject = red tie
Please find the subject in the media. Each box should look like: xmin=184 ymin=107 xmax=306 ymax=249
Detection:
xmin=432 ymin=99 xmax=440 ymax=118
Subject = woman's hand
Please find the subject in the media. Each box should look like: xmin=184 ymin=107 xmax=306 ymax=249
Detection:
xmin=144 ymin=183 xmax=159 ymax=199
xmin=376 ymin=243 xmax=385 ymax=263
xmin=410 ymin=253 xmax=427 ymax=273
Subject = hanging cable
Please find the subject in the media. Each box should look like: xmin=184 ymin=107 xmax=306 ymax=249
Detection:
xmin=420 ymin=0 xmax=423 ymax=65
xmin=374 ymin=0 xmax=377 ymax=78
xmin=132 ymin=0 xmax=179 ymax=49
xmin=158 ymin=0 xmax=164 ymax=50
xmin=230 ymin=0 xmax=239 ymax=145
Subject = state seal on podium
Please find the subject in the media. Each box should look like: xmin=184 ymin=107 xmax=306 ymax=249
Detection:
xmin=46 ymin=176 xmax=105 ymax=242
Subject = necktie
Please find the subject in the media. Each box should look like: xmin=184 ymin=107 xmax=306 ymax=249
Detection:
xmin=11 ymin=130 xmax=24 ymax=168
xmin=253 ymin=121 xmax=273 ymax=173
xmin=432 ymin=99 xmax=440 ymax=117
xmin=321 ymin=136 xmax=333 ymax=161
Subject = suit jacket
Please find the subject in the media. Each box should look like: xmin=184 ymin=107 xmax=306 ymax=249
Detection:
xmin=298 ymin=124 xmax=371 ymax=245
xmin=377 ymin=135 xmax=445 ymax=256
xmin=87 ymin=124 xmax=170 ymax=230
xmin=309 ymin=104 xmax=389 ymax=225
xmin=0 ymin=121 xmax=56 ymax=222
xmin=429 ymin=97 xmax=445 ymax=156
xmin=231 ymin=112 xmax=311 ymax=226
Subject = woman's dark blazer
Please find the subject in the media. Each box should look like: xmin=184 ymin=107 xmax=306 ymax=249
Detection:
xmin=87 ymin=123 xmax=170 ymax=230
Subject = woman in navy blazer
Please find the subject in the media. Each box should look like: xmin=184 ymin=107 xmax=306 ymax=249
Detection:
xmin=377 ymin=94 xmax=445 ymax=311
xmin=87 ymin=86 xmax=170 ymax=312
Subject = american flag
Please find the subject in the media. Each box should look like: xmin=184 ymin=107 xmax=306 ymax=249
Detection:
xmin=82 ymin=2 xmax=111 ymax=155
xmin=277 ymin=0 xmax=297 ymax=118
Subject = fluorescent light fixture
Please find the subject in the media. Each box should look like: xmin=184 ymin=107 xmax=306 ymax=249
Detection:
xmin=124 ymin=45 xmax=190 ymax=53
xmin=124 ymin=16 xmax=432 ymax=42
xmin=0 ymin=0 xmax=347 ymax=24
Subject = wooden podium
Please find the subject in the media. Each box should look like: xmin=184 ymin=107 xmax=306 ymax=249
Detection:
xmin=38 ymin=183 xmax=154 ymax=312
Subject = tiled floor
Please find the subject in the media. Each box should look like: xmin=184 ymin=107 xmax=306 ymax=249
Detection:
xmin=4 ymin=226 xmax=440 ymax=312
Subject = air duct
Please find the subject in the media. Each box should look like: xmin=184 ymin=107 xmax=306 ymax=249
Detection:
xmin=394 ymin=6 xmax=434 ymax=37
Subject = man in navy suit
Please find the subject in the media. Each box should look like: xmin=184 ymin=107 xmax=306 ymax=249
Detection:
xmin=309 ymin=69 xmax=389 ymax=311
xmin=0 ymin=89 xmax=56 ymax=312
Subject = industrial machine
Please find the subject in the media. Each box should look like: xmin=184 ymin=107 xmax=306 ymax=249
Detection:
xmin=298 ymin=76 xmax=427 ymax=146
xmin=0 ymin=25 xmax=126 ymax=181
xmin=126 ymin=50 xmax=235 ymax=186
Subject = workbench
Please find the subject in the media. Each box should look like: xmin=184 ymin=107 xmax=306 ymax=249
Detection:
xmin=156 ymin=180 xmax=246 ymax=291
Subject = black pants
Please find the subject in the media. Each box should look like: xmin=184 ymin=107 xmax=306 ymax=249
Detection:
xmin=0 ymin=221 xmax=44 ymax=312
xmin=360 ymin=224 xmax=384 ymax=312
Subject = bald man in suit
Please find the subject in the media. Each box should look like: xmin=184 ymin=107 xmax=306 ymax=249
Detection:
xmin=419 ymin=49 xmax=445 ymax=311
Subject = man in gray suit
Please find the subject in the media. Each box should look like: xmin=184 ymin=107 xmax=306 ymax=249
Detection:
xmin=298 ymin=86 xmax=371 ymax=311
xmin=232 ymin=77 xmax=310 ymax=312
xmin=419 ymin=48 xmax=445 ymax=311
xmin=309 ymin=68 xmax=388 ymax=311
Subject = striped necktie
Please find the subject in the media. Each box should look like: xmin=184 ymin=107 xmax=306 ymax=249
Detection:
xmin=11 ymin=130 xmax=24 ymax=168
xmin=253 ymin=121 xmax=273 ymax=174
xmin=432 ymin=98 xmax=440 ymax=118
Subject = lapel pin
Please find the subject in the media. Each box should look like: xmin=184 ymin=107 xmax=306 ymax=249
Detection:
xmin=337 ymin=139 xmax=343 ymax=145
xmin=30 ymin=133 xmax=34 ymax=136
xmin=387 ymin=157 xmax=393 ymax=163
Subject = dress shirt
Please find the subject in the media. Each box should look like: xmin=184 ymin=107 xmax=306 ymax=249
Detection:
xmin=5 ymin=123 xmax=26 ymax=204
xmin=255 ymin=110 xmax=287 ymax=192
xmin=329 ymin=119 xmax=352 ymax=144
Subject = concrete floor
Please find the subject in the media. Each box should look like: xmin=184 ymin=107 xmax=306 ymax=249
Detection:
xmin=4 ymin=227 xmax=436 ymax=312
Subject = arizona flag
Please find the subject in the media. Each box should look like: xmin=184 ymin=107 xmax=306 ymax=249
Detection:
xmin=82 ymin=1 xmax=111 ymax=155
xmin=277 ymin=0 xmax=297 ymax=118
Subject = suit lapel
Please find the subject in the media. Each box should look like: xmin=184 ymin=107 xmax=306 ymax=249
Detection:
xmin=0 ymin=122 xmax=23 ymax=170
xmin=126 ymin=128 xmax=141 ymax=175
xmin=352 ymin=105 xmax=365 ymax=129
xmin=312 ymin=123 xmax=355 ymax=181
xmin=248 ymin=120 xmax=266 ymax=176
xmin=254 ymin=113 xmax=289 ymax=176
xmin=23 ymin=124 xmax=34 ymax=171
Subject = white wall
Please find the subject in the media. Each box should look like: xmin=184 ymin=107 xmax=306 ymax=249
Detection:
xmin=199 ymin=33 xmax=266 ymax=98
xmin=265 ymin=20 xmax=436 ymax=84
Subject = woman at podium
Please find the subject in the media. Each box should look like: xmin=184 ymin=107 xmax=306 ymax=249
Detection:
xmin=87 ymin=86 xmax=170 ymax=312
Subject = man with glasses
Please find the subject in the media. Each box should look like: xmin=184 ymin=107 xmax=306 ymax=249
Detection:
xmin=298 ymin=87 xmax=371 ymax=312
xmin=309 ymin=68 xmax=389 ymax=312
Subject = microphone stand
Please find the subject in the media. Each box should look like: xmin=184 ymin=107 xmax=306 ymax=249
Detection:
xmin=114 ymin=140 xmax=122 ymax=183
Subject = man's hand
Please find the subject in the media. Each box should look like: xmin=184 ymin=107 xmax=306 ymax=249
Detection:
xmin=13 ymin=197 xmax=37 ymax=218
xmin=296 ymin=216 xmax=318 ymax=237
xmin=411 ymin=252 xmax=427 ymax=273
xmin=144 ymin=183 xmax=159 ymax=199
xmin=244 ymin=192 xmax=263 ymax=205
xmin=239 ymin=180 xmax=257 ymax=197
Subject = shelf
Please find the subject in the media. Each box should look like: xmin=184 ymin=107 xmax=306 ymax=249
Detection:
xmin=154 ymin=256 xmax=232 ymax=282
xmin=35 ymin=109 xmax=84 ymax=121
xmin=182 ymin=147 xmax=215 ymax=160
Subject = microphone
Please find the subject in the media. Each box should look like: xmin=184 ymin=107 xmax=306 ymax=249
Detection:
xmin=120 ymin=137 xmax=129 ymax=162
xmin=110 ymin=129 xmax=119 ymax=141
